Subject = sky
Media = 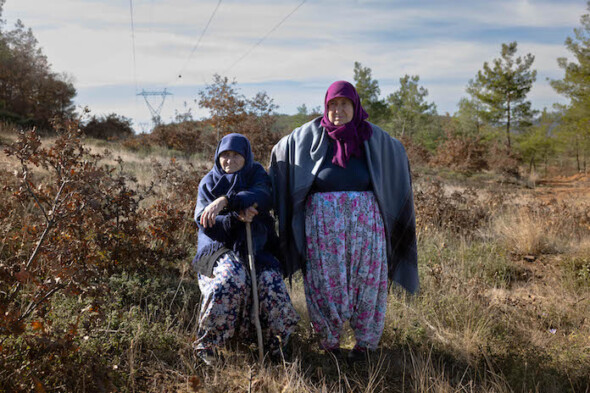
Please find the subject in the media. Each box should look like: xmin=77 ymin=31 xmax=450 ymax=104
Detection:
xmin=2 ymin=0 xmax=588 ymax=132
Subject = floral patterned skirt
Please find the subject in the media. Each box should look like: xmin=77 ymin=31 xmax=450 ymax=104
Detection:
xmin=304 ymin=191 xmax=388 ymax=350
xmin=195 ymin=251 xmax=299 ymax=354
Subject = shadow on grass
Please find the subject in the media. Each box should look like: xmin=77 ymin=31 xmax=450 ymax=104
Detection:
xmin=279 ymin=332 xmax=590 ymax=393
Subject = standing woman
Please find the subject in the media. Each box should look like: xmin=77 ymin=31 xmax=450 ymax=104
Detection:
xmin=193 ymin=133 xmax=299 ymax=365
xmin=270 ymin=81 xmax=418 ymax=360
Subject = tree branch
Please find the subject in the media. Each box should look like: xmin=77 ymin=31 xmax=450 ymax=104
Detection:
xmin=7 ymin=179 xmax=68 ymax=304
xmin=22 ymin=165 xmax=49 ymax=223
xmin=18 ymin=283 xmax=66 ymax=323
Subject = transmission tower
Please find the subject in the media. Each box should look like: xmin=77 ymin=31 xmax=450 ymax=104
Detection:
xmin=137 ymin=89 xmax=172 ymax=126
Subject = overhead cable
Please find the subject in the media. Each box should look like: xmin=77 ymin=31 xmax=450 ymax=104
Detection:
xmin=224 ymin=0 xmax=307 ymax=73
xmin=172 ymin=0 xmax=223 ymax=85
xmin=129 ymin=0 xmax=138 ymax=94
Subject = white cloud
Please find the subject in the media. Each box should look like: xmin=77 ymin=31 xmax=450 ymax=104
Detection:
xmin=2 ymin=0 xmax=584 ymax=128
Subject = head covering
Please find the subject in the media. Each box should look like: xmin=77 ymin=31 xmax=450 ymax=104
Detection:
xmin=320 ymin=80 xmax=373 ymax=167
xmin=209 ymin=133 xmax=254 ymax=197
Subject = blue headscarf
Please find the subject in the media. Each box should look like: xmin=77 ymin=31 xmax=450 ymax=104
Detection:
xmin=205 ymin=133 xmax=255 ymax=200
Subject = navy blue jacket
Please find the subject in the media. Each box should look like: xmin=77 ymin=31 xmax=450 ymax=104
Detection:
xmin=193 ymin=134 xmax=281 ymax=276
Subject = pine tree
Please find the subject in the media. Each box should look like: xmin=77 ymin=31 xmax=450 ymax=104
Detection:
xmin=353 ymin=62 xmax=388 ymax=125
xmin=386 ymin=75 xmax=438 ymax=148
xmin=550 ymin=1 xmax=590 ymax=172
xmin=516 ymin=109 xmax=558 ymax=175
xmin=467 ymin=42 xmax=537 ymax=150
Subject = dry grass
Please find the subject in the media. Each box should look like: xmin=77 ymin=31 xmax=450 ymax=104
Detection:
xmin=487 ymin=197 xmax=590 ymax=256
xmin=490 ymin=207 xmax=562 ymax=255
xmin=2 ymin=131 xmax=590 ymax=392
xmin=82 ymin=137 xmax=212 ymax=187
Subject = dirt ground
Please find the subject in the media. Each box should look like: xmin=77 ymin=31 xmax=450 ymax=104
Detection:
xmin=532 ymin=173 xmax=590 ymax=203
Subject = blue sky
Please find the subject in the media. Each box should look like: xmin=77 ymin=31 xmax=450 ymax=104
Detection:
xmin=2 ymin=0 xmax=587 ymax=132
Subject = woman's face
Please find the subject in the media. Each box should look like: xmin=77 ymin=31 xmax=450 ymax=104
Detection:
xmin=327 ymin=97 xmax=354 ymax=126
xmin=219 ymin=150 xmax=245 ymax=174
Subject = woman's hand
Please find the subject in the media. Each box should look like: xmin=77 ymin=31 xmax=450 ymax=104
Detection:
xmin=238 ymin=205 xmax=258 ymax=223
xmin=200 ymin=196 xmax=228 ymax=228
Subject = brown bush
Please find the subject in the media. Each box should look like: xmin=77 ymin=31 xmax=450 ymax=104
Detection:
xmin=237 ymin=115 xmax=282 ymax=165
xmin=399 ymin=135 xmax=431 ymax=166
xmin=198 ymin=76 xmax=280 ymax=165
xmin=151 ymin=157 xmax=209 ymax=214
xmin=431 ymin=131 xmax=488 ymax=173
xmin=486 ymin=141 xmax=520 ymax=177
xmin=149 ymin=121 xmax=217 ymax=156
xmin=0 ymin=123 xmax=199 ymax=389
xmin=415 ymin=180 xmax=496 ymax=237
xmin=121 ymin=132 xmax=152 ymax=152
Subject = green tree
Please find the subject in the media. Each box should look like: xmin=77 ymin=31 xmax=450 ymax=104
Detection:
xmin=516 ymin=109 xmax=558 ymax=175
xmin=454 ymin=97 xmax=487 ymax=137
xmin=550 ymin=1 xmax=590 ymax=172
xmin=467 ymin=42 xmax=537 ymax=149
xmin=82 ymin=113 xmax=134 ymax=140
xmin=353 ymin=61 xmax=388 ymax=124
xmin=386 ymin=74 xmax=439 ymax=148
xmin=0 ymin=9 xmax=76 ymax=130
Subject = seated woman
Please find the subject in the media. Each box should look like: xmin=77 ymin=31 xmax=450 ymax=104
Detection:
xmin=192 ymin=133 xmax=299 ymax=365
xmin=270 ymin=81 xmax=418 ymax=362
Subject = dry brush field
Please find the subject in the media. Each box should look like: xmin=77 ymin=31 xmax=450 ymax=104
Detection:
xmin=0 ymin=125 xmax=589 ymax=392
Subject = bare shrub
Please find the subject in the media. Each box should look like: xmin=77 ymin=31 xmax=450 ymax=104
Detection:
xmin=149 ymin=121 xmax=217 ymax=157
xmin=431 ymin=131 xmax=488 ymax=173
xmin=198 ymin=75 xmax=281 ymax=164
xmin=414 ymin=181 xmax=493 ymax=237
xmin=400 ymin=135 xmax=431 ymax=166
xmin=121 ymin=132 xmax=152 ymax=153
xmin=0 ymin=123 xmax=200 ymax=390
xmin=486 ymin=141 xmax=520 ymax=177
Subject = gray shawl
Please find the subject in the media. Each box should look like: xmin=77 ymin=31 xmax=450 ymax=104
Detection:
xmin=269 ymin=117 xmax=418 ymax=293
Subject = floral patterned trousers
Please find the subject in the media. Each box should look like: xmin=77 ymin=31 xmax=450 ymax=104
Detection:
xmin=195 ymin=252 xmax=299 ymax=353
xmin=304 ymin=191 xmax=388 ymax=351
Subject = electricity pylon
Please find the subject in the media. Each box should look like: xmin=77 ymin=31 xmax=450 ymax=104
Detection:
xmin=137 ymin=89 xmax=172 ymax=126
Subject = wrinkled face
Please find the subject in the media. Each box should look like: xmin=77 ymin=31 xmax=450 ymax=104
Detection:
xmin=327 ymin=97 xmax=354 ymax=126
xmin=219 ymin=150 xmax=245 ymax=174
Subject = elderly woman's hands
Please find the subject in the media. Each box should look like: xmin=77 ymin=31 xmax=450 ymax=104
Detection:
xmin=201 ymin=198 xmax=259 ymax=228
xmin=238 ymin=205 xmax=258 ymax=223
xmin=200 ymin=196 xmax=228 ymax=228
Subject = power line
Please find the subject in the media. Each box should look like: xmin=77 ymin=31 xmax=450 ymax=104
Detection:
xmin=129 ymin=0 xmax=138 ymax=94
xmin=225 ymin=0 xmax=307 ymax=74
xmin=172 ymin=0 xmax=223 ymax=85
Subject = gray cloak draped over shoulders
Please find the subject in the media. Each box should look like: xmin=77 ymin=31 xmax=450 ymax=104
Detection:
xmin=269 ymin=117 xmax=419 ymax=293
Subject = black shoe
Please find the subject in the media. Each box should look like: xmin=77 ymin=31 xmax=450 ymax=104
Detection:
xmin=347 ymin=348 xmax=369 ymax=364
xmin=269 ymin=344 xmax=292 ymax=363
xmin=324 ymin=347 xmax=343 ymax=360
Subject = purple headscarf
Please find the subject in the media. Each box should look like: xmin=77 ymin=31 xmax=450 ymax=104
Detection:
xmin=320 ymin=80 xmax=373 ymax=167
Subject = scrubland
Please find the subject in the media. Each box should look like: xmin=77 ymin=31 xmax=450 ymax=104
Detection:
xmin=0 ymin=124 xmax=588 ymax=392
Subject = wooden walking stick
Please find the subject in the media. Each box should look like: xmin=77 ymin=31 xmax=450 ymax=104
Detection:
xmin=245 ymin=220 xmax=264 ymax=363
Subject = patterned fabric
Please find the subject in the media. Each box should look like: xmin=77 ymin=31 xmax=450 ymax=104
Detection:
xmin=195 ymin=252 xmax=299 ymax=353
xmin=304 ymin=191 xmax=388 ymax=350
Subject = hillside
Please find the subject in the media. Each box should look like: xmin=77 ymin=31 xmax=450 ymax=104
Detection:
xmin=0 ymin=126 xmax=589 ymax=392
